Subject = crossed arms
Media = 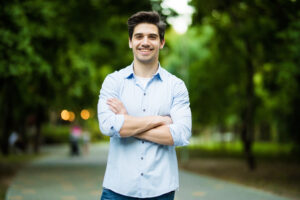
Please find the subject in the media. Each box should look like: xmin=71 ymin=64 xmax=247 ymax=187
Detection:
xmin=106 ymin=98 xmax=174 ymax=146
xmin=97 ymin=74 xmax=191 ymax=147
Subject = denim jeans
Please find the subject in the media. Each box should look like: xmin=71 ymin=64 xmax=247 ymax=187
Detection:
xmin=100 ymin=188 xmax=175 ymax=200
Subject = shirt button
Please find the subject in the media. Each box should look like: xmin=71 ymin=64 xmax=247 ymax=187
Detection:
xmin=142 ymin=141 xmax=144 ymax=144
xmin=144 ymin=93 xmax=146 ymax=96
xmin=141 ymin=157 xmax=143 ymax=160
xmin=143 ymin=109 xmax=146 ymax=112
xmin=141 ymin=173 xmax=144 ymax=176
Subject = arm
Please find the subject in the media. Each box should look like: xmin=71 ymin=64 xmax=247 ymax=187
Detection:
xmin=107 ymin=98 xmax=172 ymax=138
xmin=135 ymin=125 xmax=174 ymax=146
xmin=97 ymin=74 xmax=125 ymax=137
xmin=168 ymin=80 xmax=192 ymax=146
xmin=106 ymin=78 xmax=192 ymax=146
xmin=98 ymin=75 xmax=172 ymax=139
xmin=119 ymin=114 xmax=171 ymax=137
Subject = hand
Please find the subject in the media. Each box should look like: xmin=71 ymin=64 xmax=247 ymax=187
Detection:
xmin=161 ymin=116 xmax=172 ymax=125
xmin=107 ymin=98 xmax=128 ymax=115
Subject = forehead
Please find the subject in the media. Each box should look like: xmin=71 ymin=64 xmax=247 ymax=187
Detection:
xmin=133 ymin=23 xmax=159 ymax=35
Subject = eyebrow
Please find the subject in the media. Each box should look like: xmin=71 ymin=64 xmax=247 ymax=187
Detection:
xmin=134 ymin=33 xmax=159 ymax=37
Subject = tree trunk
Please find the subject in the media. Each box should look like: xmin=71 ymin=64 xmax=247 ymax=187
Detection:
xmin=33 ymin=119 xmax=41 ymax=154
xmin=33 ymin=107 xmax=45 ymax=154
xmin=289 ymin=74 xmax=300 ymax=155
xmin=241 ymin=43 xmax=256 ymax=170
xmin=1 ymin=78 xmax=13 ymax=155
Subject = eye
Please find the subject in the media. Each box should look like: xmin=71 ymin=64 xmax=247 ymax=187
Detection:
xmin=149 ymin=35 xmax=158 ymax=40
xmin=134 ymin=34 xmax=143 ymax=40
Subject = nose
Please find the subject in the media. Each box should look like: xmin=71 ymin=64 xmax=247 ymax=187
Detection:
xmin=141 ymin=36 xmax=150 ymax=46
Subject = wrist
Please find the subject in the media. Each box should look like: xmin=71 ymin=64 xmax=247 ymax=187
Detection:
xmin=149 ymin=116 xmax=164 ymax=127
xmin=159 ymin=116 xmax=166 ymax=126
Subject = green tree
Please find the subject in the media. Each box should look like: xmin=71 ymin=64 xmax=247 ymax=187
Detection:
xmin=186 ymin=0 xmax=300 ymax=169
xmin=0 ymin=0 xmax=154 ymax=155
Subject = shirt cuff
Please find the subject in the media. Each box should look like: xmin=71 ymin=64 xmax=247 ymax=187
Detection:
xmin=169 ymin=124 xmax=189 ymax=147
xmin=111 ymin=114 xmax=125 ymax=137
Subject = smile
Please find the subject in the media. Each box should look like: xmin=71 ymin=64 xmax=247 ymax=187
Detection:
xmin=138 ymin=48 xmax=153 ymax=51
xmin=137 ymin=48 xmax=153 ymax=55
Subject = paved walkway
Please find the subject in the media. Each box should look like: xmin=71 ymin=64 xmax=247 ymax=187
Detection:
xmin=6 ymin=143 xmax=292 ymax=200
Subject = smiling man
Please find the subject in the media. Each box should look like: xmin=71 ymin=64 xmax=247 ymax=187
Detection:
xmin=97 ymin=11 xmax=192 ymax=200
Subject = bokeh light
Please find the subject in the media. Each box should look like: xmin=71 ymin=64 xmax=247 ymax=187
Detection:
xmin=68 ymin=111 xmax=75 ymax=122
xmin=81 ymin=109 xmax=90 ymax=120
xmin=61 ymin=110 xmax=69 ymax=121
xmin=61 ymin=110 xmax=76 ymax=121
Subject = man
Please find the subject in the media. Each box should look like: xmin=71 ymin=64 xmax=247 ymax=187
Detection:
xmin=97 ymin=11 xmax=191 ymax=200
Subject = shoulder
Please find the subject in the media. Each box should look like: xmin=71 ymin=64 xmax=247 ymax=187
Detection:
xmin=160 ymin=67 xmax=189 ymax=98
xmin=160 ymin=67 xmax=186 ymax=87
xmin=104 ymin=65 xmax=131 ymax=83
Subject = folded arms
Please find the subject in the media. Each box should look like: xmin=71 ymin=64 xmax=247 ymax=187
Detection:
xmin=97 ymin=74 xmax=191 ymax=146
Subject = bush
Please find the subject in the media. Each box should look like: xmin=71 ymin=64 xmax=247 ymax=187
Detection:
xmin=41 ymin=120 xmax=110 ymax=144
xmin=41 ymin=124 xmax=70 ymax=144
xmin=84 ymin=119 xmax=110 ymax=142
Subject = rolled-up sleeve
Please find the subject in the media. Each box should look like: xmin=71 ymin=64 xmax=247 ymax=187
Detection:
xmin=169 ymin=80 xmax=192 ymax=146
xmin=97 ymin=73 xmax=124 ymax=137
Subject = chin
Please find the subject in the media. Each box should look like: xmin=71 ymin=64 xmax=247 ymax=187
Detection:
xmin=139 ymin=59 xmax=156 ymax=64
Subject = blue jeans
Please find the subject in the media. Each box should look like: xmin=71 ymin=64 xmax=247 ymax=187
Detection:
xmin=100 ymin=188 xmax=175 ymax=200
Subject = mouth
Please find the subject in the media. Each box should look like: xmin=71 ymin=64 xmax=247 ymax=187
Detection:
xmin=137 ymin=48 xmax=153 ymax=55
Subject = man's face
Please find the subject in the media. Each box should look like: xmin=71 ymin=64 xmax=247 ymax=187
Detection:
xmin=129 ymin=23 xmax=165 ymax=64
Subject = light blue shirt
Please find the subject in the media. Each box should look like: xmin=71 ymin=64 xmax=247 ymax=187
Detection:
xmin=97 ymin=63 xmax=192 ymax=198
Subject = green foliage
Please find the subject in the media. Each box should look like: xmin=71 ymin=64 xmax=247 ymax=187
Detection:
xmin=178 ymin=141 xmax=295 ymax=160
xmin=41 ymin=124 xmax=70 ymax=144
xmin=83 ymin=119 xmax=110 ymax=142
xmin=0 ymin=0 xmax=154 ymax=151
xmin=41 ymin=119 xmax=110 ymax=144
xmin=162 ymin=0 xmax=300 ymax=147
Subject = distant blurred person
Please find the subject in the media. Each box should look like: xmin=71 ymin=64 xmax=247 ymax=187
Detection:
xmin=70 ymin=125 xmax=82 ymax=156
xmin=82 ymin=130 xmax=90 ymax=155
xmin=97 ymin=11 xmax=192 ymax=200
xmin=9 ymin=131 xmax=19 ymax=154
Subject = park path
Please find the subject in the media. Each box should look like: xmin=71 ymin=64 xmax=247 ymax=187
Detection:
xmin=6 ymin=143 xmax=292 ymax=200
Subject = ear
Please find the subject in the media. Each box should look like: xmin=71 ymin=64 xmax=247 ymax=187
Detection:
xmin=129 ymin=38 xmax=132 ymax=48
xmin=160 ymin=39 xmax=165 ymax=49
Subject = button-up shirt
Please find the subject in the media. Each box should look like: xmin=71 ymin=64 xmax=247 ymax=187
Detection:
xmin=97 ymin=63 xmax=192 ymax=198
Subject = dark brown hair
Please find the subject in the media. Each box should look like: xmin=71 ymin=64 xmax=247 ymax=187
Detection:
xmin=127 ymin=11 xmax=166 ymax=42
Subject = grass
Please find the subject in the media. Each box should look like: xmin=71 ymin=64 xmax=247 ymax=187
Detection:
xmin=177 ymin=141 xmax=300 ymax=199
xmin=0 ymin=154 xmax=41 ymax=200
xmin=184 ymin=141 xmax=296 ymax=160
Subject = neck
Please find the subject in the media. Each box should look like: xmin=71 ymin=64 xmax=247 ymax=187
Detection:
xmin=133 ymin=59 xmax=159 ymax=78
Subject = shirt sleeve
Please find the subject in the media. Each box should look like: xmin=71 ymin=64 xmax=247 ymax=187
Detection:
xmin=97 ymin=73 xmax=124 ymax=137
xmin=169 ymin=80 xmax=192 ymax=146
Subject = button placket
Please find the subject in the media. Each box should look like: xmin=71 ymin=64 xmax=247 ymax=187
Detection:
xmin=141 ymin=88 xmax=147 ymax=114
xmin=139 ymin=78 xmax=151 ymax=180
xmin=140 ymin=152 xmax=145 ymax=178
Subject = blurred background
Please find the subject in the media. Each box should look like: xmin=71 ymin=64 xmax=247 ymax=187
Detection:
xmin=1 ymin=0 xmax=300 ymax=199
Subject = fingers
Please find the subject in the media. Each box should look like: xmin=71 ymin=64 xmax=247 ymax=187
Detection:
xmin=107 ymin=99 xmax=121 ymax=110
xmin=107 ymin=102 xmax=118 ymax=114
xmin=107 ymin=98 xmax=121 ymax=106
xmin=108 ymin=105 xmax=118 ymax=114
xmin=107 ymin=98 xmax=127 ymax=114
xmin=107 ymin=100 xmax=119 ymax=113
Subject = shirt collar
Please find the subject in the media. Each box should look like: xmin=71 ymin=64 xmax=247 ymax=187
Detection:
xmin=123 ymin=62 xmax=165 ymax=81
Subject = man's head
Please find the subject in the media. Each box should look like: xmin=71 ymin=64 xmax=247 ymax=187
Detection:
xmin=127 ymin=11 xmax=166 ymax=42
xmin=127 ymin=11 xmax=166 ymax=65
